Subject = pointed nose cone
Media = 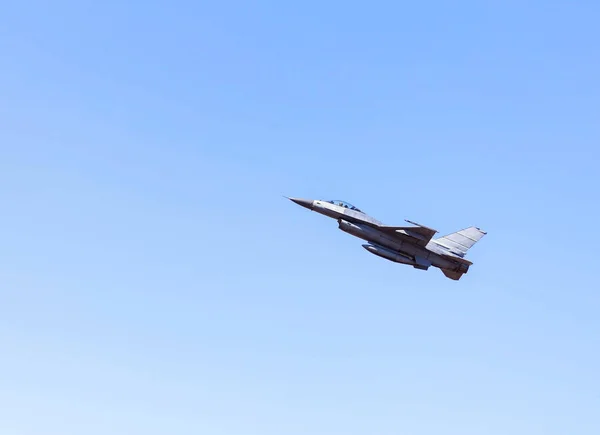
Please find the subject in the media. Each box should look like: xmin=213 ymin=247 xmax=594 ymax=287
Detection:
xmin=288 ymin=197 xmax=314 ymax=210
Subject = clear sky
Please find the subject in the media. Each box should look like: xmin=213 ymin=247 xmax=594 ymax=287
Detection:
xmin=1 ymin=1 xmax=599 ymax=434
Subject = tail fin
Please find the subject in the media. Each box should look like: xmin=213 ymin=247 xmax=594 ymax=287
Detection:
xmin=433 ymin=226 xmax=486 ymax=257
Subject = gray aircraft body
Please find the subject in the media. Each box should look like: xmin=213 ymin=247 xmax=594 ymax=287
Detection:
xmin=288 ymin=197 xmax=486 ymax=280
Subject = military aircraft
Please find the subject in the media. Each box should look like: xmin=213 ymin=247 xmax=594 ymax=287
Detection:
xmin=287 ymin=197 xmax=486 ymax=280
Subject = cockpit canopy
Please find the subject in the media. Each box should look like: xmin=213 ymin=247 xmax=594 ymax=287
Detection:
xmin=326 ymin=199 xmax=363 ymax=212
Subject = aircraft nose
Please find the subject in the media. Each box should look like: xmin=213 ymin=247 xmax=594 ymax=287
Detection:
xmin=288 ymin=197 xmax=314 ymax=210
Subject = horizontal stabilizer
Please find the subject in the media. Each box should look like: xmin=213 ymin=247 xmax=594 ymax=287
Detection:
xmin=441 ymin=269 xmax=465 ymax=280
xmin=441 ymin=254 xmax=473 ymax=266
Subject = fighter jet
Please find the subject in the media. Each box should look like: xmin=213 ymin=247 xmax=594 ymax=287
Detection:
xmin=287 ymin=197 xmax=486 ymax=280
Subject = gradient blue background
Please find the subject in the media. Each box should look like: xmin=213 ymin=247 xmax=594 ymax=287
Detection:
xmin=1 ymin=1 xmax=599 ymax=434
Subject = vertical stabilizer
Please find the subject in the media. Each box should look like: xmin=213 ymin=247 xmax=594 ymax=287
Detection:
xmin=433 ymin=226 xmax=486 ymax=257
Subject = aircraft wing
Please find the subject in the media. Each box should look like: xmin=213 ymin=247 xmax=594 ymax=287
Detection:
xmin=377 ymin=220 xmax=438 ymax=246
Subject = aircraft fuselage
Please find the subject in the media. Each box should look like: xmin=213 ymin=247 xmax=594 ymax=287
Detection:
xmin=288 ymin=197 xmax=482 ymax=280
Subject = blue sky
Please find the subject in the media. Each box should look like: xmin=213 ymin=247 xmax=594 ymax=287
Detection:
xmin=1 ymin=1 xmax=599 ymax=434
